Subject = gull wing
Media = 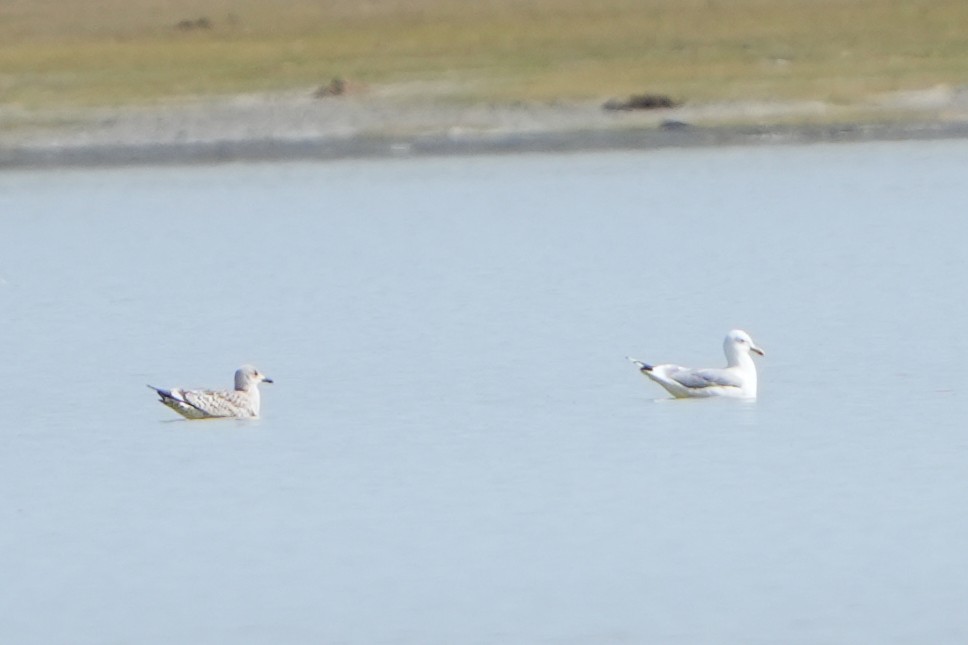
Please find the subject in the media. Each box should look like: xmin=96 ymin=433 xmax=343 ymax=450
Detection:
xmin=667 ymin=367 xmax=743 ymax=390
xmin=179 ymin=389 xmax=256 ymax=418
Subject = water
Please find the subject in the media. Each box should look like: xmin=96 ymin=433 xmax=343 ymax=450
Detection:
xmin=2 ymin=140 xmax=968 ymax=644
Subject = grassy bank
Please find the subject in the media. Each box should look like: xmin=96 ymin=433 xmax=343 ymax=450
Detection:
xmin=1 ymin=0 xmax=966 ymax=109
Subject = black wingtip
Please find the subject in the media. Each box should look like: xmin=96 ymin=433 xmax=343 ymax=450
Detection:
xmin=147 ymin=384 xmax=174 ymax=401
xmin=626 ymin=357 xmax=653 ymax=372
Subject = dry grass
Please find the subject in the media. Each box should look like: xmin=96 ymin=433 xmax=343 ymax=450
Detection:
xmin=1 ymin=0 xmax=966 ymax=108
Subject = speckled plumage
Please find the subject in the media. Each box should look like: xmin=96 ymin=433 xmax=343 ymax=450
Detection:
xmin=148 ymin=365 xmax=273 ymax=419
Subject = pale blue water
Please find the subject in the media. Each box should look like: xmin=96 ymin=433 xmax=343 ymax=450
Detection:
xmin=2 ymin=140 xmax=968 ymax=644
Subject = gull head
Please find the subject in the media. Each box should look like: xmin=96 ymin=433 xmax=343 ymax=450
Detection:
xmin=235 ymin=364 xmax=273 ymax=391
xmin=725 ymin=329 xmax=765 ymax=360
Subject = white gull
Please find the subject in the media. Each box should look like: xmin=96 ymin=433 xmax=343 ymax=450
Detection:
xmin=628 ymin=329 xmax=764 ymax=399
xmin=148 ymin=365 xmax=273 ymax=419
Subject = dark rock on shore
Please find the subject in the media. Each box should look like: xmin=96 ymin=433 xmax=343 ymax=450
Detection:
xmin=175 ymin=17 xmax=212 ymax=31
xmin=314 ymin=78 xmax=347 ymax=98
xmin=604 ymin=93 xmax=680 ymax=111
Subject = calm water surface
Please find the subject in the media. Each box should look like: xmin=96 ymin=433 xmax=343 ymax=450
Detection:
xmin=2 ymin=141 xmax=968 ymax=644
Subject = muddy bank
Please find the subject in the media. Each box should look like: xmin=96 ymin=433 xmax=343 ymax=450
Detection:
xmin=5 ymin=121 xmax=968 ymax=169
xmin=2 ymin=87 xmax=968 ymax=168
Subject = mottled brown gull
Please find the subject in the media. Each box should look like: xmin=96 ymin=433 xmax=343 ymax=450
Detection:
xmin=148 ymin=365 xmax=273 ymax=419
xmin=627 ymin=329 xmax=765 ymax=399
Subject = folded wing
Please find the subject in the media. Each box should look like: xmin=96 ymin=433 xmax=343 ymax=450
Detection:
xmin=667 ymin=367 xmax=743 ymax=390
xmin=180 ymin=389 xmax=256 ymax=418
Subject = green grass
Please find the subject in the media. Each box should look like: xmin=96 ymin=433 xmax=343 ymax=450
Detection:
xmin=1 ymin=0 xmax=966 ymax=108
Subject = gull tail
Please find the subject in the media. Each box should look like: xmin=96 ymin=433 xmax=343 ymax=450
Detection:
xmin=147 ymin=384 xmax=181 ymax=403
xmin=147 ymin=384 xmax=208 ymax=416
xmin=626 ymin=356 xmax=653 ymax=372
xmin=147 ymin=384 xmax=169 ymax=396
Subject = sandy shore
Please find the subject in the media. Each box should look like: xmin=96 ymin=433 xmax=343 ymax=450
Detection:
xmin=2 ymin=84 xmax=968 ymax=168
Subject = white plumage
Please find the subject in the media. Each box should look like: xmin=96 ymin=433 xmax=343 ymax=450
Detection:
xmin=148 ymin=365 xmax=273 ymax=419
xmin=628 ymin=329 xmax=765 ymax=399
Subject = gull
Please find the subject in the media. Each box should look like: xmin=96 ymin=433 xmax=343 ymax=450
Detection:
xmin=148 ymin=365 xmax=273 ymax=419
xmin=628 ymin=329 xmax=765 ymax=399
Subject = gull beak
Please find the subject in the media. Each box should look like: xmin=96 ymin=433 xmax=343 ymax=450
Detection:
xmin=263 ymin=376 xmax=274 ymax=384
xmin=751 ymin=345 xmax=765 ymax=356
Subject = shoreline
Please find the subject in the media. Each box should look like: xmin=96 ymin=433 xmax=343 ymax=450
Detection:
xmin=3 ymin=89 xmax=968 ymax=169
xmin=5 ymin=121 xmax=968 ymax=170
